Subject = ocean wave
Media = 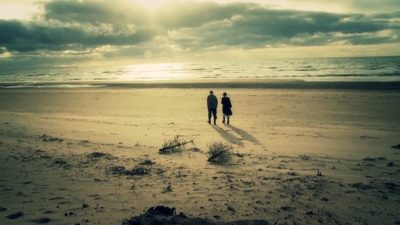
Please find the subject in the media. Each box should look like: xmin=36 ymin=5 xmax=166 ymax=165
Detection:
xmin=305 ymin=73 xmax=400 ymax=78
xmin=1 ymin=56 xmax=399 ymax=83
xmin=2 ymin=81 xmax=400 ymax=90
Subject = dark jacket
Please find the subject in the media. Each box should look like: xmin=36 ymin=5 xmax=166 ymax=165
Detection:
xmin=207 ymin=94 xmax=218 ymax=110
xmin=221 ymin=96 xmax=232 ymax=116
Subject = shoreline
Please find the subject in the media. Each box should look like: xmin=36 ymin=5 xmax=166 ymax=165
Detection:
xmin=1 ymin=80 xmax=400 ymax=90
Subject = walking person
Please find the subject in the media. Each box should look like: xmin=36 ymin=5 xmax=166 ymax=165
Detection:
xmin=207 ymin=90 xmax=218 ymax=125
xmin=221 ymin=92 xmax=232 ymax=124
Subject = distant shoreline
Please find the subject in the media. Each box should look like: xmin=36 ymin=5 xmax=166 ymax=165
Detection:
xmin=1 ymin=80 xmax=400 ymax=90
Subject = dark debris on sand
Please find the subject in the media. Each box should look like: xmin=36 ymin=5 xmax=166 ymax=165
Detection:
xmin=387 ymin=162 xmax=396 ymax=167
xmin=139 ymin=159 xmax=155 ymax=166
xmin=123 ymin=206 xmax=269 ymax=225
xmin=52 ymin=158 xmax=72 ymax=168
xmin=362 ymin=157 xmax=386 ymax=161
xmin=6 ymin=211 xmax=24 ymax=220
xmin=109 ymin=158 xmax=164 ymax=178
xmin=384 ymin=182 xmax=399 ymax=192
xmin=391 ymin=144 xmax=400 ymax=149
xmin=110 ymin=165 xmax=151 ymax=177
xmin=30 ymin=217 xmax=52 ymax=224
xmin=40 ymin=134 xmax=63 ymax=143
xmin=87 ymin=152 xmax=116 ymax=160
xmin=349 ymin=182 xmax=373 ymax=190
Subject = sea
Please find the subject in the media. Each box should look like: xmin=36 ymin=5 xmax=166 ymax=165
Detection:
xmin=0 ymin=56 xmax=399 ymax=86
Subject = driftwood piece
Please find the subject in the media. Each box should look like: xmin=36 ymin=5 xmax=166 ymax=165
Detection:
xmin=207 ymin=149 xmax=230 ymax=162
xmin=159 ymin=140 xmax=193 ymax=153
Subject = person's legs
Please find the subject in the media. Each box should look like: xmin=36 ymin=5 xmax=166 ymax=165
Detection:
xmin=222 ymin=115 xmax=226 ymax=123
xmin=208 ymin=108 xmax=212 ymax=123
xmin=227 ymin=116 xmax=230 ymax=124
xmin=212 ymin=108 xmax=217 ymax=125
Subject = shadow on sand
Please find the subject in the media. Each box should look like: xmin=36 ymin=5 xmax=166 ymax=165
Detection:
xmin=211 ymin=124 xmax=243 ymax=146
xmin=227 ymin=125 xmax=262 ymax=146
xmin=210 ymin=124 xmax=266 ymax=150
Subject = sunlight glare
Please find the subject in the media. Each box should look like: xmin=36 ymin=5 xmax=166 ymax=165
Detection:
xmin=126 ymin=0 xmax=166 ymax=10
xmin=122 ymin=63 xmax=186 ymax=80
xmin=0 ymin=2 xmax=40 ymax=20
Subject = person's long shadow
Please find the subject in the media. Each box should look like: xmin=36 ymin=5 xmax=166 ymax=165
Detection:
xmin=211 ymin=124 xmax=243 ymax=146
xmin=227 ymin=124 xmax=263 ymax=147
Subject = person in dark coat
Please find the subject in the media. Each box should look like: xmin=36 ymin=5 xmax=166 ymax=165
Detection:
xmin=207 ymin=90 xmax=218 ymax=125
xmin=221 ymin=92 xmax=232 ymax=124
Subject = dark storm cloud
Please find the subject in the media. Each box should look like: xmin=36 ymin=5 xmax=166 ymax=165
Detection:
xmin=0 ymin=19 xmax=154 ymax=52
xmin=0 ymin=0 xmax=398 ymax=55
xmin=0 ymin=0 xmax=155 ymax=52
xmin=349 ymin=0 xmax=400 ymax=13
xmin=165 ymin=5 xmax=399 ymax=49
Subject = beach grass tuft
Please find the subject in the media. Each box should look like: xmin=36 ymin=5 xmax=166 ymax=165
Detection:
xmin=207 ymin=142 xmax=232 ymax=164
xmin=159 ymin=136 xmax=186 ymax=154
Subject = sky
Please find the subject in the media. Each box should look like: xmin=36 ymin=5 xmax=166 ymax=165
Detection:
xmin=0 ymin=0 xmax=399 ymax=67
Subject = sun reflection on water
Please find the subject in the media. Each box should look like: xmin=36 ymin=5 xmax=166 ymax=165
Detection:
xmin=121 ymin=63 xmax=187 ymax=80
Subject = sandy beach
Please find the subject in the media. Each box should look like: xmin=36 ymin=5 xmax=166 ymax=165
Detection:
xmin=0 ymin=84 xmax=399 ymax=225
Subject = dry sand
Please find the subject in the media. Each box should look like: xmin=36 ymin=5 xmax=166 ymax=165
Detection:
xmin=0 ymin=87 xmax=399 ymax=225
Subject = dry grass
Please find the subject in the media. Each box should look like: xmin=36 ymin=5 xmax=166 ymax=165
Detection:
xmin=159 ymin=136 xmax=185 ymax=154
xmin=207 ymin=142 xmax=232 ymax=164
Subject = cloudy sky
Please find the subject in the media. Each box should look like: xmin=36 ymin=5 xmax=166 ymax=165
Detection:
xmin=0 ymin=0 xmax=399 ymax=66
